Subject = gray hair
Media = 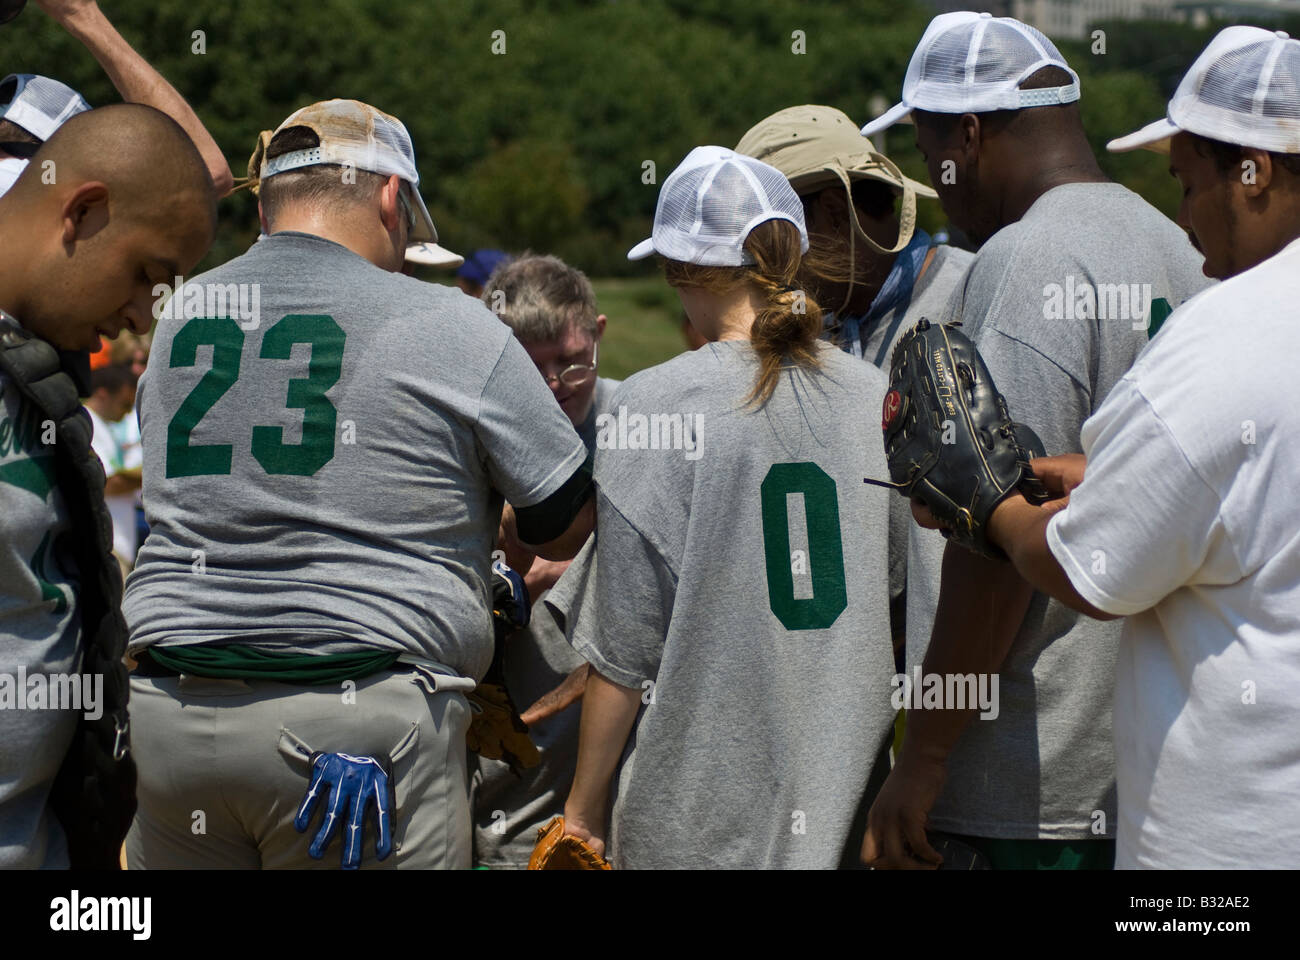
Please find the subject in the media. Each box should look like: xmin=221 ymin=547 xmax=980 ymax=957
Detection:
xmin=259 ymin=126 xmax=387 ymax=228
xmin=483 ymin=254 xmax=599 ymax=342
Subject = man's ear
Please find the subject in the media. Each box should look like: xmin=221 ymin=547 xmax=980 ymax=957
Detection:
xmin=60 ymin=181 xmax=110 ymax=246
xmin=1240 ymin=148 xmax=1272 ymax=198
xmin=960 ymin=114 xmax=981 ymax=165
xmin=379 ymin=174 xmax=403 ymax=233
xmin=595 ymin=314 xmax=607 ymax=339
xmin=258 ymin=198 xmax=270 ymax=234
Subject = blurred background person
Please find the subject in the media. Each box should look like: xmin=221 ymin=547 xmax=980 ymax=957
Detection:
xmin=457 ymin=248 xmax=511 ymax=298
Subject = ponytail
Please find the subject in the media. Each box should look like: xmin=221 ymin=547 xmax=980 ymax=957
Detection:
xmin=663 ymin=218 xmax=823 ymax=407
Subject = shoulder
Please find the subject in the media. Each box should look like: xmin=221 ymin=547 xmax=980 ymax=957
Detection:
xmin=928 ymin=243 xmax=975 ymax=275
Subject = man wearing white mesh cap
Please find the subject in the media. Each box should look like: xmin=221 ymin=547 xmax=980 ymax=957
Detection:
xmin=858 ymin=11 xmax=1209 ymax=870
xmin=0 ymin=1 xmax=233 ymax=196
xmin=123 ymin=99 xmax=597 ymax=869
xmin=967 ymin=25 xmax=1300 ymax=869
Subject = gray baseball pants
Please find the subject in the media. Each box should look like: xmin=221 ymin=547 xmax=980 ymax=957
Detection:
xmin=125 ymin=667 xmax=471 ymax=869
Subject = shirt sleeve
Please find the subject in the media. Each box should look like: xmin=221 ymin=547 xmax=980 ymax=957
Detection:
xmin=569 ymin=488 xmax=677 ymax=690
xmin=475 ymin=335 xmax=587 ymax=508
xmin=1046 ymin=379 xmax=1237 ymax=616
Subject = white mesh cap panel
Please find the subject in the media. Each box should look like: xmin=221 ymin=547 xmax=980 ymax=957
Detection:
xmin=628 ymin=145 xmax=808 ymax=266
xmin=1175 ymin=28 xmax=1300 ymax=152
xmin=863 ymin=11 xmax=1079 ymax=135
xmin=0 ymin=74 xmax=91 ymax=142
xmin=1110 ymin=27 xmax=1300 ymax=154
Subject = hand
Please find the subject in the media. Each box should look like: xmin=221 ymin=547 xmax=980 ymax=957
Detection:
xmin=910 ymin=499 xmax=951 ymax=535
xmin=524 ymin=556 xmax=570 ymax=601
xmin=561 ymin=808 xmax=606 ymax=861
xmin=861 ymin=751 xmax=947 ymax=869
xmin=1028 ymin=453 xmax=1087 ymax=500
xmin=520 ymin=663 xmax=589 ymax=726
xmin=294 ymin=751 xmax=395 ymax=869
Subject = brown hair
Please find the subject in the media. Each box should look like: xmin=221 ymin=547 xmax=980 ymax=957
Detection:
xmin=663 ymin=218 xmax=822 ymax=407
xmin=484 ymin=253 xmax=600 ymax=342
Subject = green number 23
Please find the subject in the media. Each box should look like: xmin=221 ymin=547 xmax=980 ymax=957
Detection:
xmin=165 ymin=314 xmax=345 ymax=478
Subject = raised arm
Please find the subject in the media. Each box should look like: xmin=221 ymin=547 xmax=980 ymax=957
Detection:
xmin=37 ymin=0 xmax=233 ymax=195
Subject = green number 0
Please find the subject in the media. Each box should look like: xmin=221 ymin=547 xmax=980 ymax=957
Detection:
xmin=760 ymin=462 xmax=848 ymax=630
xmin=165 ymin=316 xmax=245 ymax=478
xmin=251 ymin=315 xmax=345 ymax=477
xmin=165 ymin=313 xmax=346 ymax=478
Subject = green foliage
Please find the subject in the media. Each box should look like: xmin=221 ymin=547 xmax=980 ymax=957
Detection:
xmin=0 ymin=2 xmax=1259 ymax=286
xmin=0 ymin=0 xmax=934 ymax=274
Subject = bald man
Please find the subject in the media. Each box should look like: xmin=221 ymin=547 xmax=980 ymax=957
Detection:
xmin=0 ymin=102 xmax=214 ymax=868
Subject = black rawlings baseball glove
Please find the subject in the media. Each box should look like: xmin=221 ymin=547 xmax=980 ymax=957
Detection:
xmin=865 ymin=318 xmax=1049 ymax=559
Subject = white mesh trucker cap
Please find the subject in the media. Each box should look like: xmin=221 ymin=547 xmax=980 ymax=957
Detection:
xmin=261 ymin=99 xmax=438 ymax=243
xmin=0 ymin=73 xmax=91 ymax=141
xmin=1108 ymin=26 xmax=1300 ymax=155
xmin=627 ymin=145 xmax=809 ymax=266
xmin=860 ymin=11 xmax=1079 ymax=136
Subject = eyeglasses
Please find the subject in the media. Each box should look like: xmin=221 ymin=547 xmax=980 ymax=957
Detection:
xmin=542 ymin=342 xmax=598 ymax=388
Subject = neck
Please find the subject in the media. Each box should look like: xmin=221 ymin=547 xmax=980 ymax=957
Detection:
xmin=713 ymin=285 xmax=767 ymax=341
xmin=267 ymin=211 xmax=398 ymax=271
xmin=994 ymin=136 xmax=1108 ymax=233
xmin=85 ymin=395 xmax=114 ymax=420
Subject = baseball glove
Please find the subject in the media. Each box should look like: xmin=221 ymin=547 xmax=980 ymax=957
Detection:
xmin=466 ymin=561 xmax=540 ymax=776
xmin=528 ymin=816 xmax=611 ymax=870
xmin=865 ymin=318 xmax=1049 ymax=559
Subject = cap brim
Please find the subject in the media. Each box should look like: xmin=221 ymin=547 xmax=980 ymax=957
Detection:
xmin=627 ymin=237 xmax=656 ymax=261
xmin=860 ymin=102 xmax=912 ymax=138
xmin=405 ymin=242 xmax=464 ymax=268
xmin=407 ymin=185 xmax=439 ymax=243
xmin=1107 ymin=118 xmax=1178 ymax=154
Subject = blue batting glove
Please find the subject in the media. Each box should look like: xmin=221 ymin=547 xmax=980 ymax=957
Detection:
xmin=294 ymin=751 xmax=395 ymax=869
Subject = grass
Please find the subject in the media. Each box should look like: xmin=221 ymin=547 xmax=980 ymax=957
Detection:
xmin=590 ymin=277 xmax=689 ymax=381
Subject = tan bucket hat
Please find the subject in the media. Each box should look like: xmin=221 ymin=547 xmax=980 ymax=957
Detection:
xmin=735 ymin=104 xmax=936 ymax=258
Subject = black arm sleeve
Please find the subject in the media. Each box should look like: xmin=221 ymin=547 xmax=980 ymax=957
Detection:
xmin=514 ymin=451 xmax=593 ymax=546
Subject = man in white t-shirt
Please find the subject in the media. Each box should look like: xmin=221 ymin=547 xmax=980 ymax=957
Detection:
xmin=85 ymin=360 xmax=141 ymax=575
xmin=964 ymin=26 xmax=1300 ymax=868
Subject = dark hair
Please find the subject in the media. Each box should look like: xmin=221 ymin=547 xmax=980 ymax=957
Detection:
xmin=664 ymin=219 xmax=823 ymax=407
xmin=91 ymin=363 xmax=135 ymax=395
xmin=258 ymin=125 xmax=386 ymax=226
xmin=1188 ymin=133 xmax=1300 ymax=179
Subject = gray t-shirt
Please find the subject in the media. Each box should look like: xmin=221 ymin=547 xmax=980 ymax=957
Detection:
xmin=124 ymin=232 xmax=588 ymax=682
xmin=0 ymin=313 xmax=80 ymax=869
xmin=914 ymin=182 xmax=1210 ymax=839
xmin=470 ymin=374 xmax=619 ymax=868
xmin=549 ymin=340 xmax=900 ymax=869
